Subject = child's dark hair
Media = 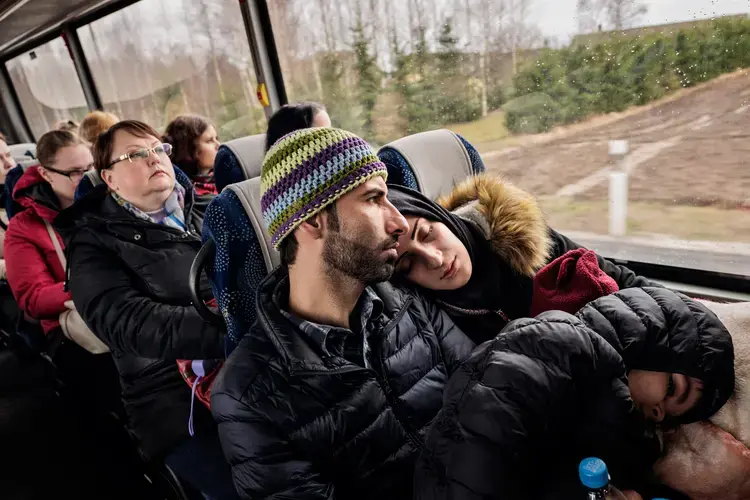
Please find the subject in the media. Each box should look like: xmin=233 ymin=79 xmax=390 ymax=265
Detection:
xmin=265 ymin=102 xmax=326 ymax=152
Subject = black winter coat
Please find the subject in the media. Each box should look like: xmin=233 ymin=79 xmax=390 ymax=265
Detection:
xmin=415 ymin=287 xmax=734 ymax=500
xmin=211 ymin=268 xmax=475 ymax=500
xmin=55 ymin=180 xmax=225 ymax=459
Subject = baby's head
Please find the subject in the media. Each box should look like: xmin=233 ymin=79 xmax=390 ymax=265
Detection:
xmin=628 ymin=370 xmax=706 ymax=424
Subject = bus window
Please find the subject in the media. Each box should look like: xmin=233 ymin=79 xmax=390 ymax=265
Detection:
xmin=5 ymin=38 xmax=88 ymax=139
xmin=267 ymin=1 xmax=750 ymax=277
xmin=76 ymin=0 xmax=264 ymax=140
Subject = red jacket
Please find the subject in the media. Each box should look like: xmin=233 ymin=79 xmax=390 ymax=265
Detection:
xmin=4 ymin=166 xmax=70 ymax=334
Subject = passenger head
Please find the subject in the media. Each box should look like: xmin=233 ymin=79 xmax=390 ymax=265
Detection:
xmin=54 ymin=119 xmax=79 ymax=133
xmin=0 ymin=132 xmax=14 ymax=179
xmin=79 ymin=110 xmax=119 ymax=145
xmin=163 ymin=114 xmax=220 ymax=178
xmin=628 ymin=370 xmax=706 ymax=424
xmin=94 ymin=120 xmax=175 ymax=213
xmin=261 ymin=128 xmax=407 ymax=284
xmin=36 ymin=130 xmax=93 ymax=209
xmin=265 ymin=102 xmax=330 ymax=152
xmin=388 ymin=186 xmax=473 ymax=290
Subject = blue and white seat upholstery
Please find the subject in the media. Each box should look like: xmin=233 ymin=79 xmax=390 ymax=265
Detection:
xmin=377 ymin=129 xmax=485 ymax=199
xmin=9 ymin=143 xmax=37 ymax=168
xmin=201 ymin=177 xmax=278 ymax=352
xmin=213 ymin=134 xmax=266 ymax=192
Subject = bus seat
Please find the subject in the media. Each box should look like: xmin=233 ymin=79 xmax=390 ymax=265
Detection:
xmin=75 ymin=170 xmax=104 ymax=200
xmin=9 ymin=143 xmax=36 ymax=164
xmin=213 ymin=134 xmax=266 ymax=192
xmin=4 ymin=163 xmax=36 ymax=219
xmin=74 ymin=166 xmax=192 ymax=201
xmin=199 ymin=177 xmax=278 ymax=353
xmin=377 ymin=129 xmax=485 ymax=200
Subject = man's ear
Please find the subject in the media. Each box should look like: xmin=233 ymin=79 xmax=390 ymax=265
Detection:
xmin=298 ymin=213 xmax=325 ymax=239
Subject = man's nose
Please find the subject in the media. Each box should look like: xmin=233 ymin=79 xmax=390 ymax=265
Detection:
xmin=386 ymin=204 xmax=408 ymax=236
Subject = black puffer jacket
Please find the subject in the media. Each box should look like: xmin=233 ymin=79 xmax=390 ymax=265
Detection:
xmin=211 ymin=268 xmax=475 ymax=500
xmin=55 ymin=179 xmax=225 ymax=459
xmin=415 ymin=287 xmax=734 ymax=500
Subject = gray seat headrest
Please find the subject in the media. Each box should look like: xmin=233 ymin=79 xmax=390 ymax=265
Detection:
xmin=225 ymin=134 xmax=267 ymax=180
xmin=381 ymin=129 xmax=473 ymax=199
xmin=226 ymin=177 xmax=280 ymax=271
xmin=84 ymin=169 xmax=103 ymax=186
xmin=9 ymin=143 xmax=37 ymax=163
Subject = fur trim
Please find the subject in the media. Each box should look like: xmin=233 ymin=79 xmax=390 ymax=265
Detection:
xmin=437 ymin=173 xmax=552 ymax=277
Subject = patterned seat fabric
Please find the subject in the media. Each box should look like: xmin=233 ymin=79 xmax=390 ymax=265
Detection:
xmin=202 ymin=178 xmax=276 ymax=353
xmin=377 ymin=130 xmax=485 ymax=199
xmin=213 ymin=134 xmax=266 ymax=192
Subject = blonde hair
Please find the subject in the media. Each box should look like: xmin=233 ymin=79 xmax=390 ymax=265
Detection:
xmin=79 ymin=111 xmax=120 ymax=144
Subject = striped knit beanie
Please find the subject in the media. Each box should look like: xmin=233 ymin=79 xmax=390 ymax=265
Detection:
xmin=261 ymin=127 xmax=388 ymax=248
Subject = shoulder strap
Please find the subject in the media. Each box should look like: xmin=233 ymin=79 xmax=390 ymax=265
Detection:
xmin=43 ymin=220 xmax=66 ymax=269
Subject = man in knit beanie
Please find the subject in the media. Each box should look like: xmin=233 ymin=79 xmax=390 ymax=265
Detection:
xmin=212 ymin=128 xmax=475 ymax=500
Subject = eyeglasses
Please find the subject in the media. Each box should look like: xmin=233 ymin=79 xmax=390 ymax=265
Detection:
xmin=107 ymin=143 xmax=172 ymax=168
xmin=44 ymin=164 xmax=92 ymax=183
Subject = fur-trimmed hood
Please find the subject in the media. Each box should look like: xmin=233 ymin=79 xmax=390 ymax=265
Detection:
xmin=436 ymin=173 xmax=552 ymax=277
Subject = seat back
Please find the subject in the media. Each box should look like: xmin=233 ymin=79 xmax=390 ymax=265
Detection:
xmin=377 ymin=129 xmax=485 ymax=199
xmin=3 ymin=163 xmax=36 ymax=219
xmin=9 ymin=143 xmax=36 ymax=166
xmin=213 ymin=134 xmax=266 ymax=192
xmin=202 ymin=177 xmax=279 ymax=352
xmin=75 ymin=170 xmax=104 ymax=200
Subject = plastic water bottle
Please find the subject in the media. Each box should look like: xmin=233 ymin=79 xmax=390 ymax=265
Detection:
xmin=579 ymin=457 xmax=629 ymax=500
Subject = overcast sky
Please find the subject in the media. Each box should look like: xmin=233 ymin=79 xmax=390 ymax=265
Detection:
xmin=530 ymin=0 xmax=750 ymax=43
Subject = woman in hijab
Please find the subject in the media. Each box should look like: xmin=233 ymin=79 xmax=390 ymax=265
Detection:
xmin=388 ymin=173 xmax=654 ymax=344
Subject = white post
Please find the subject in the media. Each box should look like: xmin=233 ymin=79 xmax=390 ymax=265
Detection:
xmin=608 ymin=140 xmax=629 ymax=237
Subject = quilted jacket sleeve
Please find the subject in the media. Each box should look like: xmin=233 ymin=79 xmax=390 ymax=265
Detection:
xmin=69 ymin=232 xmax=225 ymax=360
xmin=415 ymin=312 xmax=658 ymax=499
xmin=213 ymin=387 xmax=335 ymax=500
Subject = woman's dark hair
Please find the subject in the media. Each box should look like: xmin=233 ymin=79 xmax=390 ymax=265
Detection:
xmin=265 ymin=102 xmax=326 ymax=152
xmin=37 ymin=130 xmax=85 ymax=168
xmin=93 ymin=120 xmax=162 ymax=173
xmin=163 ymin=114 xmax=212 ymax=178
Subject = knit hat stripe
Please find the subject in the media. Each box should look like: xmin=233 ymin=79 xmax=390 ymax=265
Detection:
xmin=261 ymin=134 xmax=358 ymax=193
xmin=265 ymin=156 xmax=383 ymax=235
xmin=262 ymin=146 xmax=377 ymax=228
xmin=270 ymin=164 xmax=387 ymax=247
xmin=262 ymin=129 xmax=339 ymax=180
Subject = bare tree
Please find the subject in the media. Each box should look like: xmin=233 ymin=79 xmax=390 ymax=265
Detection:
xmin=603 ymin=0 xmax=647 ymax=30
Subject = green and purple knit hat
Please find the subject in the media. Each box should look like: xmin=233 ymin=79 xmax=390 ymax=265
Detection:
xmin=261 ymin=127 xmax=387 ymax=248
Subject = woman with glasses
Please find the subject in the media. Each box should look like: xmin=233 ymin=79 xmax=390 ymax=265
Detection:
xmin=3 ymin=129 xmax=135 ymax=496
xmin=54 ymin=120 xmax=236 ymax=499
xmin=4 ymin=130 xmax=92 ymax=340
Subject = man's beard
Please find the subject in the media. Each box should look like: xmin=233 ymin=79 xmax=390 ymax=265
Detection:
xmin=322 ymin=230 xmax=398 ymax=284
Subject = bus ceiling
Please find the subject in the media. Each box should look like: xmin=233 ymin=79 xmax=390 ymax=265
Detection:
xmin=0 ymin=0 xmax=135 ymax=60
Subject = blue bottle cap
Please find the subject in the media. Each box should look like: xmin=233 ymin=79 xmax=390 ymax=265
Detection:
xmin=579 ymin=457 xmax=609 ymax=489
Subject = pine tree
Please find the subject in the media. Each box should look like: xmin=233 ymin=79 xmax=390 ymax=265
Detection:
xmin=352 ymin=14 xmax=381 ymax=139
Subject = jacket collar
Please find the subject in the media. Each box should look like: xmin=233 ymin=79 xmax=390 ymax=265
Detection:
xmin=437 ymin=173 xmax=552 ymax=277
xmin=13 ymin=165 xmax=62 ymax=222
xmin=255 ymin=267 xmax=411 ymax=374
